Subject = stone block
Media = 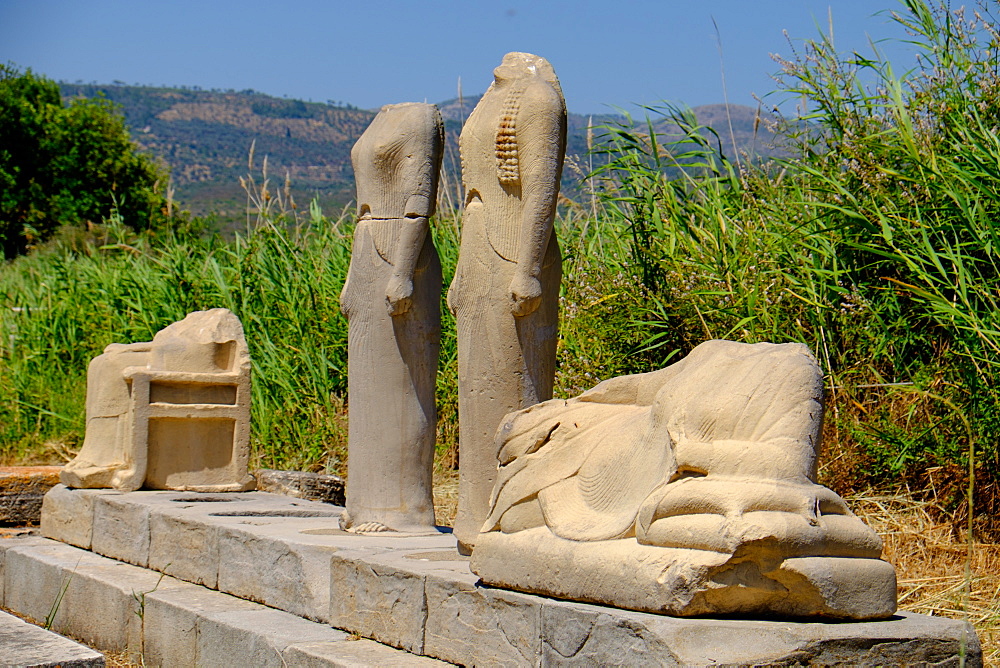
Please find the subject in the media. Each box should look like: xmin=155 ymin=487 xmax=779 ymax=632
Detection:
xmin=284 ymin=639 xmax=448 ymax=667
xmin=0 ymin=465 xmax=61 ymax=524
xmin=424 ymin=574 xmax=541 ymax=666
xmin=3 ymin=538 xmax=185 ymax=655
xmin=539 ymin=600 xmax=684 ymax=665
xmin=4 ymin=540 xmax=93 ymax=630
xmin=216 ymin=521 xmax=339 ymax=622
xmin=328 ymin=552 xmax=428 ymax=654
xmin=148 ymin=507 xmax=219 ymax=587
xmin=0 ymin=608 xmax=104 ymax=667
xmin=538 ymin=605 xmax=982 ymax=667
xmin=142 ymin=580 xmax=260 ymax=667
xmin=91 ymin=493 xmax=150 ymax=566
xmin=255 ymin=469 xmax=345 ymax=506
xmin=196 ymin=608 xmax=350 ymax=668
xmin=0 ymin=532 xmax=48 ymax=607
xmin=40 ymin=484 xmax=102 ymax=549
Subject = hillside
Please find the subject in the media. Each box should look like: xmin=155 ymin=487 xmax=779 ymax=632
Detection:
xmin=59 ymin=84 xmax=373 ymax=218
xmin=59 ymin=83 xmax=780 ymax=218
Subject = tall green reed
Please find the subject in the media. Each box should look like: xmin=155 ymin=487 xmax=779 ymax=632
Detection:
xmin=578 ymin=0 xmax=1000 ymax=529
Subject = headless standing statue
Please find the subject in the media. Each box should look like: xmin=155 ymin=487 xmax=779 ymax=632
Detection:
xmin=449 ymin=53 xmax=567 ymax=552
xmin=340 ymin=103 xmax=444 ymax=533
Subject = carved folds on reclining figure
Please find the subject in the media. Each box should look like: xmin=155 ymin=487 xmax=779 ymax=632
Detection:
xmin=61 ymin=308 xmax=255 ymax=492
xmin=470 ymin=340 xmax=898 ymax=620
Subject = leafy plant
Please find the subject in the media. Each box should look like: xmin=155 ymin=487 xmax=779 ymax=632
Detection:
xmin=0 ymin=64 xmax=171 ymax=258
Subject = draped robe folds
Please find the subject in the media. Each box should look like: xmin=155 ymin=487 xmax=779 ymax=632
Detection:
xmin=482 ymin=340 xmax=882 ymax=560
xmin=341 ymin=103 xmax=442 ymax=533
xmin=467 ymin=340 xmax=899 ymax=620
xmin=449 ymin=58 xmax=566 ymax=551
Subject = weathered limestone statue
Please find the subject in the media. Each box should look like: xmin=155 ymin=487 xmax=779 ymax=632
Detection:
xmin=339 ymin=103 xmax=444 ymax=534
xmin=471 ymin=340 xmax=898 ymax=619
xmin=449 ymin=52 xmax=566 ymax=551
xmin=61 ymin=308 xmax=255 ymax=492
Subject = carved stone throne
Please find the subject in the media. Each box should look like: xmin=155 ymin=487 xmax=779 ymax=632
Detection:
xmin=61 ymin=309 xmax=255 ymax=492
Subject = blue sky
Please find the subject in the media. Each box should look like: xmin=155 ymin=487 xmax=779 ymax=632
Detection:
xmin=1 ymin=1 xmax=913 ymax=115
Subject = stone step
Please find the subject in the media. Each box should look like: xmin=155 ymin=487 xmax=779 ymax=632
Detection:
xmin=0 ymin=533 xmax=445 ymax=666
xmin=40 ymin=484 xmax=456 ymax=623
xmin=38 ymin=485 xmax=983 ymax=666
xmin=0 ymin=607 xmax=104 ymax=667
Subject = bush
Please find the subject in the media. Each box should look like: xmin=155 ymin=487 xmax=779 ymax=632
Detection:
xmin=0 ymin=64 xmax=169 ymax=258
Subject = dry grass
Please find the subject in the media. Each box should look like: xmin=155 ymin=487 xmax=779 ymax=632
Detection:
xmin=433 ymin=465 xmax=459 ymax=528
xmin=850 ymin=491 xmax=1000 ymax=664
xmin=101 ymin=649 xmax=142 ymax=668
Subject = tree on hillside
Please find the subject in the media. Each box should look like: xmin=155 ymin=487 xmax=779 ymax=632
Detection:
xmin=0 ymin=64 xmax=169 ymax=258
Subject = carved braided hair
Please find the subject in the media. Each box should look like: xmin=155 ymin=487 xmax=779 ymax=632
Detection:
xmin=491 ymin=54 xmax=562 ymax=187
xmin=495 ymin=87 xmax=521 ymax=185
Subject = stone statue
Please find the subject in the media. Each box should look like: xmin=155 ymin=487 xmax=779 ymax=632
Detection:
xmin=339 ymin=102 xmax=444 ymax=534
xmin=470 ymin=340 xmax=898 ymax=619
xmin=448 ymin=52 xmax=566 ymax=552
xmin=61 ymin=308 xmax=255 ymax=492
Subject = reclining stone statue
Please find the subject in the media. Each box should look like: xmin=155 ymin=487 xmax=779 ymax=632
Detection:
xmin=340 ymin=102 xmax=444 ymax=534
xmin=449 ymin=52 xmax=566 ymax=552
xmin=470 ymin=340 xmax=897 ymax=619
xmin=61 ymin=308 xmax=255 ymax=493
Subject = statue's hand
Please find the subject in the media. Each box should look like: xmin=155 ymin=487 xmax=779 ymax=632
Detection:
xmin=386 ymin=275 xmax=414 ymax=316
xmin=510 ymin=274 xmax=542 ymax=317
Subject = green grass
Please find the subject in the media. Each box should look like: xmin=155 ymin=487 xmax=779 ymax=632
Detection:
xmin=0 ymin=204 xmax=356 ymax=472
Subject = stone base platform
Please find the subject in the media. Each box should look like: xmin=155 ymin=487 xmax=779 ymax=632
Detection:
xmin=0 ymin=607 xmax=104 ymax=667
xmin=0 ymin=534 xmax=443 ymax=666
xmin=472 ymin=526 xmax=897 ymax=619
xmin=35 ymin=485 xmax=982 ymax=666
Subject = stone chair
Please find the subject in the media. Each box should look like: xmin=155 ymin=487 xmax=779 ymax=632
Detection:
xmin=61 ymin=309 xmax=255 ymax=492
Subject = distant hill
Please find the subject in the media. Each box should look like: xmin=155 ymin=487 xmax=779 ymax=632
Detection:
xmin=59 ymin=84 xmax=374 ymax=218
xmin=59 ymin=83 xmax=782 ymax=220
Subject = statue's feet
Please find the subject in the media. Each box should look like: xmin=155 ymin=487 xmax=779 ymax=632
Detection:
xmin=346 ymin=521 xmax=397 ymax=535
xmin=635 ymin=476 xmax=883 ymax=559
xmin=109 ymin=466 xmax=143 ymax=492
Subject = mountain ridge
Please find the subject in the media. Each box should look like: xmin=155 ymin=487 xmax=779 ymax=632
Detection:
xmin=59 ymin=83 xmax=780 ymax=218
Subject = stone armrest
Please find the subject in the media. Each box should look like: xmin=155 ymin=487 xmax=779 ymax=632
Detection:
xmin=104 ymin=341 xmax=154 ymax=354
xmin=121 ymin=367 xmax=242 ymax=385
